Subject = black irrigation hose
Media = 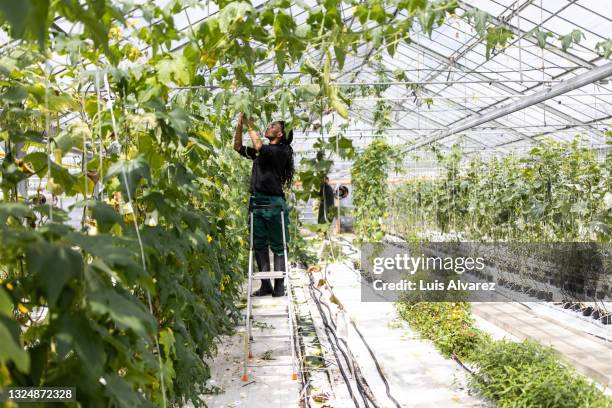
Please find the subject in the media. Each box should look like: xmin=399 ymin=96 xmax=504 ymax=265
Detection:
xmin=339 ymin=337 xmax=381 ymax=408
xmin=330 ymin=326 xmax=371 ymax=408
xmin=337 ymin=242 xmax=403 ymax=408
xmin=451 ymin=354 xmax=476 ymax=376
xmin=321 ymin=239 xmax=404 ymax=408
xmin=322 ymin=235 xmax=402 ymax=407
xmin=349 ymin=320 xmax=403 ymax=408
xmin=307 ymin=278 xmax=361 ymax=408
xmin=309 ymin=273 xmax=381 ymax=408
xmin=311 ymin=280 xmax=372 ymax=408
xmin=292 ymin=295 xmax=312 ymax=408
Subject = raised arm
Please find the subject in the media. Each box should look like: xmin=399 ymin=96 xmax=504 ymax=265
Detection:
xmin=233 ymin=113 xmax=243 ymax=152
xmin=245 ymin=116 xmax=263 ymax=152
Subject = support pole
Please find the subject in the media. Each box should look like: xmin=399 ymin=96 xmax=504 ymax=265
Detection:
xmin=405 ymin=62 xmax=612 ymax=152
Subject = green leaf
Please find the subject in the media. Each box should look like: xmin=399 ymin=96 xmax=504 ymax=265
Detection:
xmin=595 ymin=39 xmax=612 ymax=59
xmin=22 ymin=151 xmax=49 ymax=176
xmin=156 ymin=56 xmax=190 ymax=86
xmin=53 ymin=121 xmax=90 ymax=155
xmin=0 ymin=287 xmax=12 ymax=316
xmin=0 ymin=85 xmax=28 ymax=103
xmin=218 ymin=1 xmax=255 ymax=33
xmin=298 ymin=83 xmax=320 ymax=101
xmin=26 ymin=242 xmax=83 ymax=307
xmin=334 ymin=43 xmax=346 ymax=69
xmin=485 ymin=26 xmax=514 ymax=59
xmin=418 ymin=8 xmax=436 ymax=37
xmin=29 ymin=0 xmax=49 ymax=48
xmin=167 ymin=107 xmax=191 ymax=135
xmin=70 ymin=234 xmax=146 ymax=283
xmin=0 ymin=0 xmax=31 ymax=36
xmin=229 ymin=92 xmax=254 ymax=117
xmin=464 ymin=8 xmax=490 ymax=37
xmin=88 ymin=288 xmax=156 ymax=337
xmin=105 ymin=155 xmax=151 ymax=200
xmin=0 ymin=315 xmax=30 ymax=372
xmin=55 ymin=1 xmax=112 ymax=61
xmin=159 ymin=328 xmax=176 ymax=358
xmin=105 ymin=374 xmax=149 ymax=406
xmin=532 ymin=28 xmax=553 ymax=49
xmin=329 ymin=135 xmax=354 ymax=150
xmin=559 ymin=29 xmax=585 ymax=52
xmin=72 ymin=199 xmax=124 ymax=233
xmin=0 ymin=202 xmax=34 ymax=224
xmin=399 ymin=0 xmax=427 ymax=14
xmin=7 ymin=130 xmax=44 ymax=144
xmin=370 ymin=1 xmax=386 ymax=24
xmin=57 ymin=314 xmax=106 ymax=377
xmin=275 ymin=49 xmax=286 ymax=75
xmin=47 ymin=93 xmax=78 ymax=112
xmin=0 ymin=0 xmax=49 ymax=48
xmin=49 ymin=160 xmax=77 ymax=194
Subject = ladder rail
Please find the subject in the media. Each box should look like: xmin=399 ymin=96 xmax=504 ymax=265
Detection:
xmin=243 ymin=210 xmax=255 ymax=381
xmin=281 ymin=209 xmax=298 ymax=381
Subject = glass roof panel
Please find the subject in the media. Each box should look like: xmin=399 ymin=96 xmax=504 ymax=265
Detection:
xmin=1 ymin=0 xmax=607 ymax=163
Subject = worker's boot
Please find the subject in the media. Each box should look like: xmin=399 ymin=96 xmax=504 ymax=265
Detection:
xmin=252 ymin=249 xmax=272 ymax=296
xmin=272 ymin=253 xmax=286 ymax=297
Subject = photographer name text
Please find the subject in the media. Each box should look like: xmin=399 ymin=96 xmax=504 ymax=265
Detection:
xmin=372 ymin=279 xmax=496 ymax=291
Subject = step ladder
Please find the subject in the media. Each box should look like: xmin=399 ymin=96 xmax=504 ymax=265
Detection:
xmin=242 ymin=201 xmax=297 ymax=382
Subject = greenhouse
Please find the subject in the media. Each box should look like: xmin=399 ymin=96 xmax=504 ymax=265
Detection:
xmin=0 ymin=0 xmax=611 ymax=406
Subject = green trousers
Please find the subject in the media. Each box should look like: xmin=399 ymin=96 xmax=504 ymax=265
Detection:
xmin=251 ymin=192 xmax=290 ymax=255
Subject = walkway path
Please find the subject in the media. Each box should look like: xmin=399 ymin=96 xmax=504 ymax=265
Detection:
xmin=320 ymin=261 xmax=486 ymax=407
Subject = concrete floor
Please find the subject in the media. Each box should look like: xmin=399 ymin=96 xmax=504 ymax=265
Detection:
xmin=198 ymin=294 xmax=301 ymax=408
xmin=320 ymin=262 xmax=486 ymax=407
xmin=199 ymin=263 xmax=489 ymax=407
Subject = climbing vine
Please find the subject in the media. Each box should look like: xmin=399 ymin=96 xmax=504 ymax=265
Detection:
xmin=352 ymin=139 xmax=398 ymax=242
xmin=389 ymin=136 xmax=611 ymax=242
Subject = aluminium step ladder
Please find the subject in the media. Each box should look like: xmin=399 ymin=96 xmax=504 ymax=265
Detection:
xmin=242 ymin=201 xmax=298 ymax=382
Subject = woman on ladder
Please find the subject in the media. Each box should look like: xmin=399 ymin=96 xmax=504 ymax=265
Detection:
xmin=233 ymin=112 xmax=294 ymax=297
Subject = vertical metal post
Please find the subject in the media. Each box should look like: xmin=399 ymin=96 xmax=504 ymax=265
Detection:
xmin=336 ymin=189 xmax=341 ymax=234
xmin=280 ymin=209 xmax=297 ymax=380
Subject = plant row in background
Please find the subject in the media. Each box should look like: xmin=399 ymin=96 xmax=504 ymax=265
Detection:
xmin=389 ymin=136 xmax=611 ymax=242
xmin=396 ymin=301 xmax=611 ymax=407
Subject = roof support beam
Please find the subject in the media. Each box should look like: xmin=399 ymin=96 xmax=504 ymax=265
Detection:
xmin=404 ymin=41 xmax=604 ymax=139
xmin=405 ymin=61 xmax=612 ymax=152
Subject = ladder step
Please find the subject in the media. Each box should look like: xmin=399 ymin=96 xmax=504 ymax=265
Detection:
xmin=253 ymin=271 xmax=286 ymax=279
xmin=247 ymin=362 xmax=294 ymax=367
xmin=248 ymin=312 xmax=288 ymax=318
xmin=251 ymin=333 xmax=292 ymax=339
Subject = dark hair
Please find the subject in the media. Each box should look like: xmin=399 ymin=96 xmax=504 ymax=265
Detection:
xmin=276 ymin=121 xmax=295 ymax=188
